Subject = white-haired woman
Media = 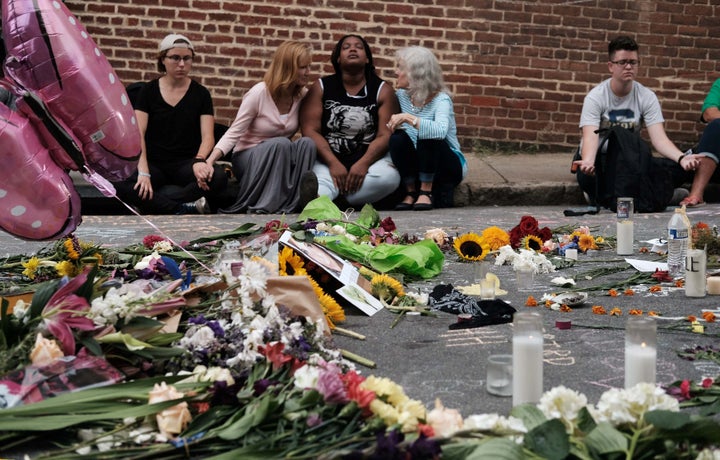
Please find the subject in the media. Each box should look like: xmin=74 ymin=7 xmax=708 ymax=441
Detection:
xmin=386 ymin=46 xmax=467 ymax=210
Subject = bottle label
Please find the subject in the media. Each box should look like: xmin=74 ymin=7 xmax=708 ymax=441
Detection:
xmin=668 ymin=228 xmax=688 ymax=239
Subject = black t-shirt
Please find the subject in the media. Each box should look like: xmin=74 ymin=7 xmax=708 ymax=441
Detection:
xmin=136 ymin=79 xmax=213 ymax=163
xmin=320 ymin=73 xmax=383 ymax=168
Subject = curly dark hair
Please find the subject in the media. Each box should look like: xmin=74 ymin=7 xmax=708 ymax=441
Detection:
xmin=330 ymin=34 xmax=376 ymax=79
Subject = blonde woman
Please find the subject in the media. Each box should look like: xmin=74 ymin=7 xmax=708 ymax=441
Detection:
xmin=208 ymin=41 xmax=317 ymax=214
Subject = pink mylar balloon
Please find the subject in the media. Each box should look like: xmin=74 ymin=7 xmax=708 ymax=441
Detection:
xmin=0 ymin=97 xmax=81 ymax=240
xmin=2 ymin=0 xmax=140 ymax=181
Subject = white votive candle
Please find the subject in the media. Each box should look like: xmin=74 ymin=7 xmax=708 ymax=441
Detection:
xmin=616 ymin=220 xmax=633 ymax=255
xmin=565 ymin=248 xmax=578 ymax=260
xmin=685 ymin=249 xmax=707 ymax=298
xmin=512 ymin=311 xmax=544 ymax=406
xmin=707 ymin=276 xmax=720 ymax=295
xmin=624 ymin=316 xmax=657 ymax=389
xmin=624 ymin=342 xmax=656 ymax=388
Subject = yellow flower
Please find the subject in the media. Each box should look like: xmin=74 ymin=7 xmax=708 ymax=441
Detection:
xmin=522 ymin=235 xmax=543 ymax=252
xmin=453 ymin=233 xmax=490 ymax=261
xmin=319 ymin=293 xmax=345 ymax=329
xmin=21 ymin=256 xmax=41 ymax=280
xmin=63 ymin=238 xmax=81 ymax=260
xmin=480 ymin=226 xmax=510 ymax=251
xmin=578 ymin=234 xmax=598 ymax=252
xmin=371 ymin=274 xmax=405 ymax=302
xmin=55 ymin=260 xmax=78 ymax=277
xmin=278 ymin=246 xmax=306 ymax=276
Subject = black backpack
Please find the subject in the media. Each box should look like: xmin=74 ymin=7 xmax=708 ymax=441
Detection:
xmin=594 ymin=125 xmax=674 ymax=213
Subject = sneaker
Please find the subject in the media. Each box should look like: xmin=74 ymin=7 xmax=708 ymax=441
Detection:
xmin=297 ymin=170 xmax=318 ymax=212
xmin=176 ymin=203 xmax=199 ymax=215
xmin=194 ymin=196 xmax=211 ymax=214
xmin=670 ymin=188 xmax=689 ymax=206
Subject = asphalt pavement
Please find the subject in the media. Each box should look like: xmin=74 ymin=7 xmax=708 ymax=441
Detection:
xmin=2 ymin=204 xmax=719 ymax=418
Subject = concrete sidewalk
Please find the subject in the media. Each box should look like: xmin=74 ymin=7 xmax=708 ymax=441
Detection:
xmin=73 ymin=152 xmax=585 ymax=212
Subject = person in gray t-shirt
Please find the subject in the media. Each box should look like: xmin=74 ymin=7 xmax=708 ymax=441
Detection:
xmin=573 ymin=36 xmax=707 ymax=206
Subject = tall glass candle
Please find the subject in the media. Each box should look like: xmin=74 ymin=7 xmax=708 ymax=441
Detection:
xmin=512 ymin=311 xmax=543 ymax=406
xmin=685 ymin=248 xmax=707 ymax=298
xmin=624 ymin=316 xmax=656 ymax=389
xmin=616 ymin=197 xmax=633 ymax=255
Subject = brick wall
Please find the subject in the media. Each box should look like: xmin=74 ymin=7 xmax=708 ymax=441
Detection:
xmin=65 ymin=0 xmax=720 ymax=153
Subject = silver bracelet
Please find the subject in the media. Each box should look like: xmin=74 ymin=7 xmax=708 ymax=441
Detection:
xmin=138 ymin=172 xmax=151 ymax=177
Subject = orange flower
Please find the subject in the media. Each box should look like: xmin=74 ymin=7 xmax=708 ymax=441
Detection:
xmin=675 ymin=279 xmax=684 ymax=288
xmin=687 ymin=315 xmax=697 ymax=323
xmin=649 ymin=285 xmax=662 ymax=293
xmin=608 ymin=289 xmax=619 ymax=297
xmin=702 ymin=311 xmax=716 ymax=323
xmin=592 ymin=305 xmax=607 ymax=315
xmin=697 ymin=221 xmax=710 ymax=229
xmin=639 ymin=247 xmax=649 ymax=253
xmin=525 ymin=296 xmax=538 ymax=307
xmin=629 ymin=309 xmax=643 ymax=316
xmin=623 ymin=288 xmax=635 ymax=296
xmin=609 ymin=308 xmax=622 ymax=316
xmin=544 ymin=300 xmax=553 ymax=308
xmin=648 ymin=311 xmax=660 ymax=317
xmin=560 ymin=305 xmax=572 ymax=312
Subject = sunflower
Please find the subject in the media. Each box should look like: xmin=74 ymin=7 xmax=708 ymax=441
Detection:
xmin=480 ymin=226 xmax=510 ymax=251
xmin=371 ymin=274 xmax=405 ymax=302
xmin=319 ymin=293 xmax=346 ymax=329
xmin=521 ymin=235 xmax=543 ymax=252
xmin=577 ymin=234 xmax=598 ymax=252
xmin=453 ymin=233 xmax=490 ymax=261
xmin=63 ymin=237 xmax=81 ymax=260
xmin=278 ymin=246 xmax=306 ymax=276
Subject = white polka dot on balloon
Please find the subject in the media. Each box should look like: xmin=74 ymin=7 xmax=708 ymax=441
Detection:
xmin=11 ymin=206 xmax=26 ymax=216
xmin=32 ymin=221 xmax=42 ymax=229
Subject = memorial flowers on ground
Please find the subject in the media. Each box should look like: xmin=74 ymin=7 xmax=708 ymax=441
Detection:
xmin=1 ymin=204 xmax=720 ymax=457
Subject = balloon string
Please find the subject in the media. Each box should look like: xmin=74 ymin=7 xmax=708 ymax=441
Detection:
xmin=82 ymin=166 xmax=217 ymax=275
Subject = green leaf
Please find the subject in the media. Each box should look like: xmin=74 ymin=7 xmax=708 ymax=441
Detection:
xmin=29 ymin=278 xmax=60 ymax=318
xmin=75 ymin=265 xmax=99 ymax=302
xmin=643 ymin=410 xmax=690 ymax=430
xmin=576 ymin=406 xmax=597 ymax=434
xmin=465 ymin=437 xmax=525 ymax=460
xmin=523 ymin=418 xmax=570 ymax=459
xmin=188 ymin=222 xmax=259 ymax=244
xmin=355 ymin=203 xmax=380 ymax=230
xmin=585 ymin=422 xmax=628 ymax=455
xmin=510 ymin=403 xmax=547 ymax=431
xmin=95 ymin=332 xmax=154 ymax=351
xmin=699 ymin=399 xmax=720 ymax=416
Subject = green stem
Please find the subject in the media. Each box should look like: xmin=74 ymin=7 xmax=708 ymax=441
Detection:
xmin=341 ymin=349 xmax=376 ymax=368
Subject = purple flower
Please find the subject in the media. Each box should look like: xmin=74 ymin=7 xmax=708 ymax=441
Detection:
xmin=306 ymin=413 xmax=322 ymax=427
xmin=317 ymin=367 xmax=348 ymax=404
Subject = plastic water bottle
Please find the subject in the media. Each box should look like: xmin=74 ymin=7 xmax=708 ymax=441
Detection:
xmin=667 ymin=208 xmax=690 ymax=278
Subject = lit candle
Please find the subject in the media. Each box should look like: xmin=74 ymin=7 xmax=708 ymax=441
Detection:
xmin=616 ymin=220 xmax=633 ymax=255
xmin=685 ymin=249 xmax=707 ymax=298
xmin=707 ymin=276 xmax=720 ymax=295
xmin=616 ymin=197 xmax=634 ymax=256
xmin=624 ymin=316 xmax=656 ymax=389
xmin=565 ymin=248 xmax=578 ymax=260
xmin=512 ymin=312 xmax=543 ymax=406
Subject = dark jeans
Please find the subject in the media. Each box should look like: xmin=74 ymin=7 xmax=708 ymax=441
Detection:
xmin=389 ymin=130 xmax=463 ymax=207
xmin=576 ymin=155 xmax=690 ymax=206
xmin=114 ymin=158 xmax=228 ymax=214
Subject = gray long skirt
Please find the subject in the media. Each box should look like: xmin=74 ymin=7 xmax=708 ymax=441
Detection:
xmin=220 ymin=136 xmax=316 ymax=214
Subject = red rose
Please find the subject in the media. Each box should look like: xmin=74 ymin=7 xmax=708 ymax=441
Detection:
xmin=509 ymin=227 xmax=524 ymax=248
xmin=538 ymin=227 xmax=553 ymax=242
xmin=380 ymin=216 xmax=396 ymax=232
xmin=519 ymin=216 xmax=539 ymax=235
